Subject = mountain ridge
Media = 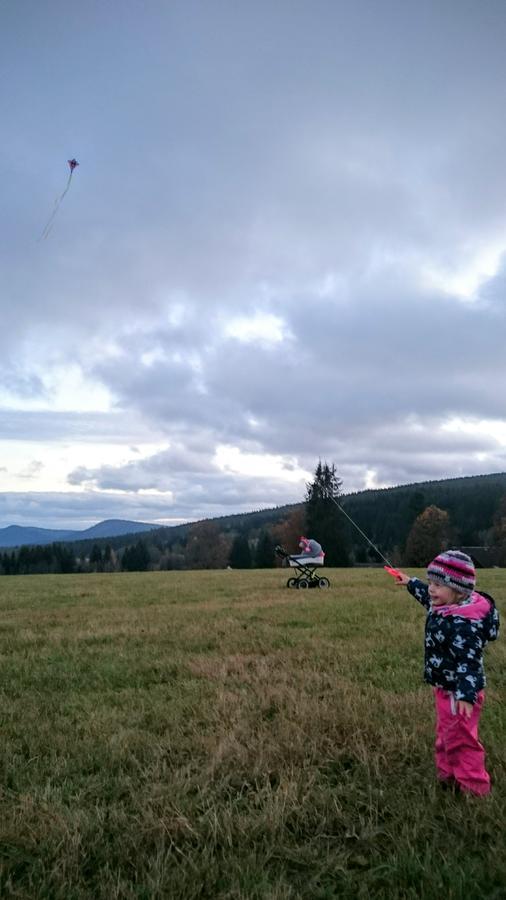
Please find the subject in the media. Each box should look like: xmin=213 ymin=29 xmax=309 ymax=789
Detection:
xmin=2 ymin=470 xmax=506 ymax=552
xmin=0 ymin=519 xmax=158 ymax=549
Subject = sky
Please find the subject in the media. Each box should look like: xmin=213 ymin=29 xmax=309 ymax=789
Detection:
xmin=1 ymin=0 xmax=506 ymax=530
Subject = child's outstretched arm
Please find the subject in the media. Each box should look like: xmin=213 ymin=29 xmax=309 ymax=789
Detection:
xmin=384 ymin=567 xmax=430 ymax=609
xmin=386 ymin=568 xmax=410 ymax=586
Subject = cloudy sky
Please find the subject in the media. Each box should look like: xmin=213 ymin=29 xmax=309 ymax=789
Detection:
xmin=2 ymin=0 xmax=506 ymax=530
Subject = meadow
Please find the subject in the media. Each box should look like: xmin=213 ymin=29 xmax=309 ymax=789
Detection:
xmin=0 ymin=568 xmax=504 ymax=900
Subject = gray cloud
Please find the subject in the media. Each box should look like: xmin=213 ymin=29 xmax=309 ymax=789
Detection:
xmin=0 ymin=491 xmax=184 ymax=531
xmin=0 ymin=410 xmax=158 ymax=443
xmin=1 ymin=1 xmax=506 ymax=527
xmin=88 ymin=270 xmax=506 ymax=452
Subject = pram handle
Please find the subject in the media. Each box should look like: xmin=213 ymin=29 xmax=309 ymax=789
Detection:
xmin=275 ymin=544 xmax=289 ymax=559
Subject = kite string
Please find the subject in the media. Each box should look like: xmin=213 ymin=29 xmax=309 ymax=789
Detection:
xmin=39 ymin=170 xmax=74 ymax=241
xmin=322 ymin=487 xmax=393 ymax=567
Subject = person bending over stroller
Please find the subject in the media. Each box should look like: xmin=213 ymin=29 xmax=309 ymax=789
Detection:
xmin=296 ymin=536 xmax=324 ymax=560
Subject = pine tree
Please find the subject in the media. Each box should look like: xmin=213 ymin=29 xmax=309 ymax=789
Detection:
xmin=491 ymin=494 xmax=506 ymax=565
xmin=305 ymin=461 xmax=350 ymax=566
xmin=90 ymin=544 xmax=103 ymax=572
xmin=53 ymin=544 xmax=76 ymax=574
xmin=103 ymin=544 xmax=116 ymax=572
xmin=121 ymin=541 xmax=149 ymax=572
xmin=255 ymin=530 xmax=276 ymax=568
xmin=228 ymin=534 xmax=252 ymax=568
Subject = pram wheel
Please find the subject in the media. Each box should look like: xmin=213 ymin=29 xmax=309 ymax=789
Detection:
xmin=286 ymin=577 xmax=298 ymax=588
xmin=297 ymin=578 xmax=309 ymax=589
xmin=318 ymin=577 xmax=330 ymax=589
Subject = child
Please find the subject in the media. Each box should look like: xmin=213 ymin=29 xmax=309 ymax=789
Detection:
xmin=393 ymin=550 xmax=500 ymax=796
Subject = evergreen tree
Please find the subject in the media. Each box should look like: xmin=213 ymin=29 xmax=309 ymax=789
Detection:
xmin=90 ymin=544 xmax=103 ymax=572
xmin=103 ymin=544 xmax=116 ymax=572
xmin=407 ymin=490 xmax=426 ymax=522
xmin=404 ymin=506 xmax=451 ymax=566
xmin=122 ymin=541 xmax=150 ymax=572
xmin=255 ymin=530 xmax=276 ymax=568
xmin=0 ymin=551 xmax=19 ymax=575
xmin=121 ymin=546 xmax=134 ymax=571
xmin=53 ymin=544 xmax=76 ymax=574
xmin=305 ymin=461 xmax=350 ymax=566
xmin=404 ymin=491 xmax=426 ymax=540
xmin=491 ymin=494 xmax=506 ymax=565
xmin=228 ymin=534 xmax=252 ymax=568
xmin=163 ymin=540 xmax=186 ymax=570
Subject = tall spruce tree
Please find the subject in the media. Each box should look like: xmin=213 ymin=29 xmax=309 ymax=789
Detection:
xmin=229 ymin=534 xmax=252 ymax=568
xmin=122 ymin=540 xmax=150 ymax=572
xmin=90 ymin=543 xmax=104 ymax=572
xmin=305 ymin=461 xmax=350 ymax=566
xmin=255 ymin=530 xmax=276 ymax=568
xmin=491 ymin=494 xmax=506 ymax=565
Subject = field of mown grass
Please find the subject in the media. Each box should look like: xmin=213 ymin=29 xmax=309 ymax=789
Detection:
xmin=0 ymin=568 xmax=504 ymax=899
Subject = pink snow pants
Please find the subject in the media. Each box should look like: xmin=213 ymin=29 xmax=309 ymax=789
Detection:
xmin=434 ymin=688 xmax=490 ymax=795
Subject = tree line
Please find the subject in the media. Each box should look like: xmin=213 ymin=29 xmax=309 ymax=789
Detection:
xmin=2 ymin=466 xmax=506 ymax=575
xmin=0 ymin=529 xmax=279 ymax=576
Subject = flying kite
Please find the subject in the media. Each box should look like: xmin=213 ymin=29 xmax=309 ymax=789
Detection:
xmin=39 ymin=158 xmax=79 ymax=240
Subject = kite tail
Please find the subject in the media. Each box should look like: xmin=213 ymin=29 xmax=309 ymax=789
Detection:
xmin=39 ymin=171 xmax=74 ymax=241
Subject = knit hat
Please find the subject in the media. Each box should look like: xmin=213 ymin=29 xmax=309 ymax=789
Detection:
xmin=427 ymin=550 xmax=476 ymax=596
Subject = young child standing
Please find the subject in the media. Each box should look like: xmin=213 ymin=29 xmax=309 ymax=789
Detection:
xmin=392 ymin=550 xmax=499 ymax=796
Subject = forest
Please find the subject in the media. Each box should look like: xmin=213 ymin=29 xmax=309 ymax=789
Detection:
xmin=2 ymin=469 xmax=506 ymax=575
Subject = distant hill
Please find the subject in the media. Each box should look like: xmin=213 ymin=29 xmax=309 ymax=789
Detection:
xmin=0 ymin=519 xmax=158 ymax=549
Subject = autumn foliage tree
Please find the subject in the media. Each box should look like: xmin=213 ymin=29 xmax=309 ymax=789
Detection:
xmin=185 ymin=521 xmax=230 ymax=569
xmin=404 ymin=505 xmax=452 ymax=566
xmin=271 ymin=507 xmax=306 ymax=557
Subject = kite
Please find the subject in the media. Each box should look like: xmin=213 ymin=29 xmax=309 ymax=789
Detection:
xmin=39 ymin=158 xmax=79 ymax=240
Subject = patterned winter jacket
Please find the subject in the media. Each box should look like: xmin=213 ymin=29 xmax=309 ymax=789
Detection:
xmin=407 ymin=578 xmax=500 ymax=704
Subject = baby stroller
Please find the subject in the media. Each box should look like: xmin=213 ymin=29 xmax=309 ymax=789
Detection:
xmin=275 ymin=545 xmax=330 ymax=589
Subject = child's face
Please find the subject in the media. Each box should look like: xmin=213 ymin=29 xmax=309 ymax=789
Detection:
xmin=428 ymin=579 xmax=463 ymax=606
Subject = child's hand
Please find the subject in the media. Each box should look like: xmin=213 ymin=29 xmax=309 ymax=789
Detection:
xmin=457 ymin=701 xmax=473 ymax=719
xmin=394 ymin=571 xmax=410 ymax=586
xmin=384 ymin=566 xmax=410 ymax=585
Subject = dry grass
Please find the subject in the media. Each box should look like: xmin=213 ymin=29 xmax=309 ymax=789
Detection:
xmin=0 ymin=568 xmax=505 ymax=898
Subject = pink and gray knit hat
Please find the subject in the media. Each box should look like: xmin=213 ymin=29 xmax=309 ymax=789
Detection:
xmin=427 ymin=550 xmax=476 ymax=596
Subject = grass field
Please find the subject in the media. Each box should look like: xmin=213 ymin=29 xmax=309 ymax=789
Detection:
xmin=0 ymin=568 xmax=504 ymax=899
